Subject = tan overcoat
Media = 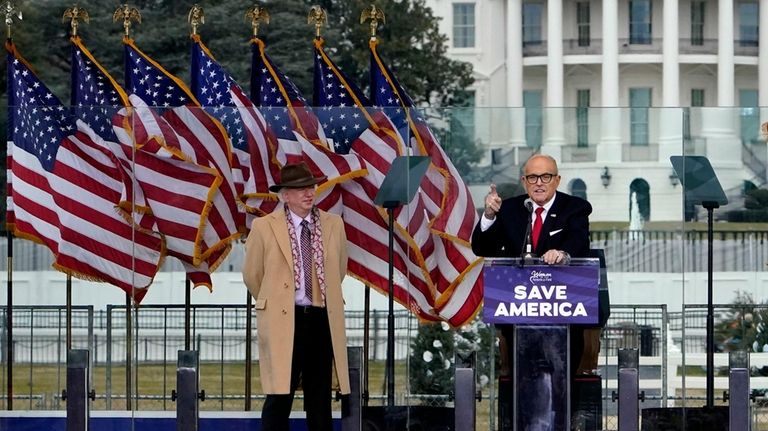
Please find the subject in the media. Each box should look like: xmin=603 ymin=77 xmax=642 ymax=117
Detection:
xmin=242 ymin=209 xmax=350 ymax=395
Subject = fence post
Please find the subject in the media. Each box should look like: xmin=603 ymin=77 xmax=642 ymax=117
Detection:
xmin=454 ymin=351 xmax=477 ymax=431
xmin=65 ymin=349 xmax=91 ymax=431
xmin=175 ymin=350 xmax=202 ymax=431
xmin=342 ymin=346 xmax=362 ymax=431
xmin=616 ymin=348 xmax=640 ymax=431
xmin=728 ymin=350 xmax=750 ymax=431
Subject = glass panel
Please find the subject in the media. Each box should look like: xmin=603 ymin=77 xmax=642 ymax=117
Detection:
xmin=453 ymin=3 xmax=476 ymax=48
xmin=630 ymin=0 xmax=653 ymax=44
xmin=523 ymin=2 xmax=544 ymax=46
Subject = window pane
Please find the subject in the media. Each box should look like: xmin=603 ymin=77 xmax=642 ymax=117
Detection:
xmin=577 ymin=89 xmax=590 ymax=147
xmin=523 ymin=3 xmax=543 ymax=45
xmin=691 ymin=1 xmax=705 ymax=45
xmin=524 ymin=90 xmax=543 ymax=148
xmin=630 ymin=0 xmax=652 ymax=44
xmin=740 ymin=89 xmax=759 ymax=144
xmin=577 ymin=2 xmax=591 ymax=47
xmin=691 ymin=89 xmax=705 ymax=107
xmin=453 ymin=3 xmax=476 ymax=48
xmin=739 ymin=2 xmax=759 ymax=47
xmin=630 ymin=88 xmax=651 ymax=146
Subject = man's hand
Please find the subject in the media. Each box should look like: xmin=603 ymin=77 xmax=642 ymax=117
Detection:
xmin=541 ymin=249 xmax=570 ymax=265
xmin=484 ymin=184 xmax=502 ymax=219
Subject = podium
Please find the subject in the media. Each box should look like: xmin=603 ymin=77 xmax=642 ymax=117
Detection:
xmin=483 ymin=257 xmax=601 ymax=431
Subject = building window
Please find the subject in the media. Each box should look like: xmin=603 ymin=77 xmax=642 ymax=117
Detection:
xmin=629 ymin=0 xmax=652 ymax=44
xmin=576 ymin=89 xmax=590 ymax=147
xmin=740 ymin=89 xmax=759 ymax=144
xmin=524 ymin=90 xmax=543 ymax=148
xmin=738 ymin=2 xmax=759 ymax=47
xmin=630 ymin=88 xmax=651 ymax=146
xmin=569 ymin=179 xmax=588 ymax=201
xmin=452 ymin=89 xmax=476 ymax=145
xmin=523 ymin=2 xmax=543 ymax=46
xmin=577 ymin=2 xmax=591 ymax=47
xmin=453 ymin=3 xmax=476 ymax=48
xmin=691 ymin=89 xmax=705 ymax=107
xmin=691 ymin=1 xmax=705 ymax=46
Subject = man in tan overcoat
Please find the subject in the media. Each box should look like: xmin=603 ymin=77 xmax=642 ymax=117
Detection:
xmin=243 ymin=162 xmax=350 ymax=431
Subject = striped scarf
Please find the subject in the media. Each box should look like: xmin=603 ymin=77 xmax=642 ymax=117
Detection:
xmin=284 ymin=205 xmax=326 ymax=305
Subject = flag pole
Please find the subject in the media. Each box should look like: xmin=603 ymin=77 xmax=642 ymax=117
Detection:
xmin=4 ymin=0 xmax=23 ymax=410
xmin=5 ymin=229 xmax=12 ymax=410
xmin=113 ymin=4 xmax=141 ymax=411
xmin=63 ymin=5 xmax=90 ymax=354
xmin=360 ymin=6 xmax=386 ymax=408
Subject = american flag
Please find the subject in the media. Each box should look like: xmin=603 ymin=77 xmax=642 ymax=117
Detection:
xmin=113 ymin=37 xmax=241 ymax=279
xmin=190 ymin=35 xmax=279 ymax=221
xmin=7 ymin=39 xmax=163 ymax=302
xmin=369 ymin=40 xmax=483 ymax=326
xmin=251 ymin=37 xmax=365 ymax=215
xmin=313 ymin=38 xmax=446 ymax=323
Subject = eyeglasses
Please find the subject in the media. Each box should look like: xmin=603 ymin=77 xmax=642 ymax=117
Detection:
xmin=523 ymin=173 xmax=558 ymax=184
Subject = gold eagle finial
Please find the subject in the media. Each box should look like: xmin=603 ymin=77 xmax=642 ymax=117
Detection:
xmin=113 ymin=4 xmax=141 ymax=38
xmin=307 ymin=5 xmax=327 ymax=39
xmin=3 ymin=1 xmax=22 ymax=39
xmin=63 ymin=5 xmax=90 ymax=37
xmin=188 ymin=4 xmax=204 ymax=36
xmin=360 ymin=5 xmax=385 ymax=40
xmin=244 ymin=5 xmax=270 ymax=37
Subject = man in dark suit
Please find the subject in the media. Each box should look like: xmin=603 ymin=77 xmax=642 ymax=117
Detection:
xmin=471 ymin=154 xmax=592 ymax=428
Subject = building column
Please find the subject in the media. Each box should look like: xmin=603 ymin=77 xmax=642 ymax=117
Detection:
xmin=759 ymin=0 xmax=768 ymax=128
xmin=658 ymin=0 xmax=682 ymax=162
xmin=718 ymin=0 xmax=735 ymax=107
xmin=699 ymin=0 xmax=739 ymax=165
xmin=599 ymin=0 xmax=621 ymax=162
xmin=507 ymin=0 xmax=526 ymax=151
xmin=543 ymin=0 xmax=565 ymax=160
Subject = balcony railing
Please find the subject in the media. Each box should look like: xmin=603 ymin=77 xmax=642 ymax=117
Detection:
xmin=679 ymin=38 xmax=718 ymax=55
xmin=735 ymin=40 xmax=759 ymax=56
xmin=622 ymin=143 xmax=659 ymax=162
xmin=522 ymin=40 xmax=548 ymax=57
xmin=562 ymin=39 xmax=603 ymax=55
xmin=561 ymin=144 xmax=597 ymax=163
xmin=618 ymin=38 xmax=663 ymax=54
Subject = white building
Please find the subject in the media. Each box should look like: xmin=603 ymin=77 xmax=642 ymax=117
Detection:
xmin=425 ymin=0 xmax=767 ymax=222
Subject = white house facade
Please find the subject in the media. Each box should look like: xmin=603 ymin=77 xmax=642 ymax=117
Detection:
xmin=425 ymin=0 xmax=767 ymax=222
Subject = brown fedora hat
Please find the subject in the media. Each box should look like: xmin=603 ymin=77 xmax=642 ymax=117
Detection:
xmin=269 ymin=162 xmax=327 ymax=192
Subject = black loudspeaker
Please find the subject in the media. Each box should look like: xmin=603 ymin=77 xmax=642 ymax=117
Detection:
xmin=572 ymin=375 xmax=602 ymax=430
xmin=362 ymin=406 xmax=454 ymax=431
xmin=641 ymin=406 xmax=728 ymax=431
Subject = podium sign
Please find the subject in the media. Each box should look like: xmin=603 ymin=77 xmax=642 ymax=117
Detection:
xmin=483 ymin=258 xmax=600 ymax=324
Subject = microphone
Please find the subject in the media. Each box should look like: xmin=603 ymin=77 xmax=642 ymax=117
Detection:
xmin=521 ymin=198 xmax=537 ymax=260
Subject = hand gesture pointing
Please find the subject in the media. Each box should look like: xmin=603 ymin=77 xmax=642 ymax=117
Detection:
xmin=484 ymin=184 xmax=502 ymax=219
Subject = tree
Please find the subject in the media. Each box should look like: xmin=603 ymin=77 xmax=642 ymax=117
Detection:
xmin=408 ymin=317 xmax=498 ymax=404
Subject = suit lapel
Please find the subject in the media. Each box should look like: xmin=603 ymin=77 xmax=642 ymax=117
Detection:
xmin=268 ymin=210 xmax=293 ymax=265
xmin=540 ymin=193 xmax=564 ymax=248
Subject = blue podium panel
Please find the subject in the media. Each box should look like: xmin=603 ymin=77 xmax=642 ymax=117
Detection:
xmin=483 ymin=258 xmax=600 ymax=325
xmin=483 ymin=258 xmax=600 ymax=431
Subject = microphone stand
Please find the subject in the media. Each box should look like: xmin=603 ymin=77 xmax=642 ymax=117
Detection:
xmin=520 ymin=202 xmax=536 ymax=265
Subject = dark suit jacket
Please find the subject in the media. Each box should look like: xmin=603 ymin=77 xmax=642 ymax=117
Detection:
xmin=471 ymin=191 xmax=592 ymax=258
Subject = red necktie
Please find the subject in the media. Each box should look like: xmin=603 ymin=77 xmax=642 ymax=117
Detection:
xmin=532 ymin=207 xmax=544 ymax=251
